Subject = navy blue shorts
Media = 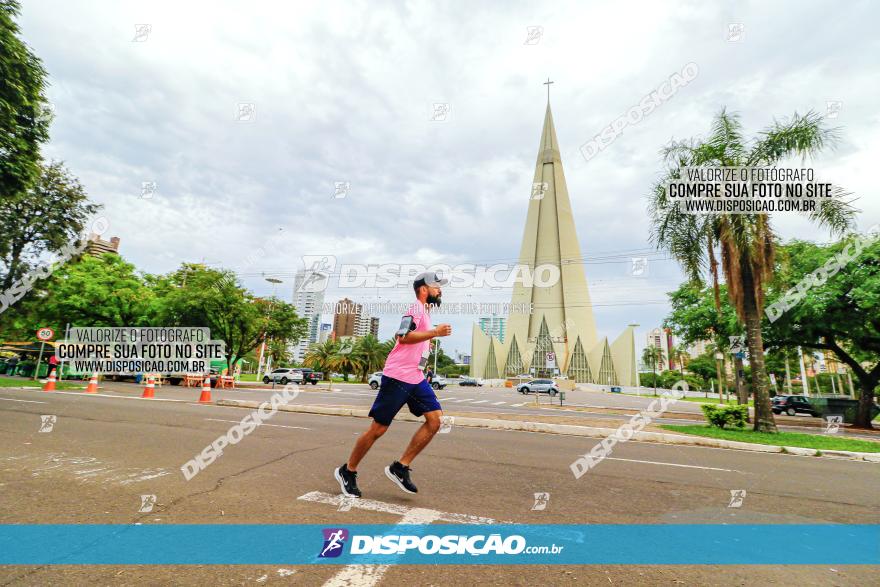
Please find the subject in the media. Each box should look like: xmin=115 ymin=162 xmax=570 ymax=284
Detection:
xmin=368 ymin=375 xmax=442 ymax=426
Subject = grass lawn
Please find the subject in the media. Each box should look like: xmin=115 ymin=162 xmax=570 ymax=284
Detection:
xmin=0 ymin=376 xmax=85 ymax=391
xmin=660 ymin=424 xmax=880 ymax=453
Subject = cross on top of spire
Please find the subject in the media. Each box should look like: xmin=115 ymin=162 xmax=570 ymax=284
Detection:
xmin=543 ymin=77 xmax=554 ymax=103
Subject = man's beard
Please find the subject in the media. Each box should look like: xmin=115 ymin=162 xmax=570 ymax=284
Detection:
xmin=426 ymin=293 xmax=442 ymax=307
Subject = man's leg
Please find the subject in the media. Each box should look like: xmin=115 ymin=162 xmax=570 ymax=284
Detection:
xmin=347 ymin=420 xmax=389 ymax=471
xmin=399 ymin=410 xmax=442 ymax=466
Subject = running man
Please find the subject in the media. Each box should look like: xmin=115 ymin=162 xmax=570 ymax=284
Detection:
xmin=335 ymin=271 xmax=451 ymax=497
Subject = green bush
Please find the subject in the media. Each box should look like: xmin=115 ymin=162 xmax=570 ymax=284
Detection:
xmin=701 ymin=404 xmax=748 ymax=429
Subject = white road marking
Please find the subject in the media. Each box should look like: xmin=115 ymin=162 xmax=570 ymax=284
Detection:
xmin=28 ymin=390 xmax=189 ymax=403
xmin=0 ymin=397 xmax=46 ymax=404
xmin=511 ymin=402 xmax=528 ymax=407
xmin=205 ymin=418 xmax=311 ymax=430
xmin=471 ymin=400 xmax=490 ymax=404
xmin=603 ymin=457 xmax=738 ymax=472
xmin=300 ymin=493 xmax=496 ymax=587
xmin=297 ymin=491 xmax=499 ymax=524
xmin=491 ymin=401 xmax=506 ymax=405
xmin=117 ymin=470 xmax=170 ymax=484
xmin=323 ymin=507 xmax=438 ymax=587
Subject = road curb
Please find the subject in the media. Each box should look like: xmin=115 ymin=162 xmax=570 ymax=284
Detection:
xmin=214 ymin=399 xmax=880 ymax=463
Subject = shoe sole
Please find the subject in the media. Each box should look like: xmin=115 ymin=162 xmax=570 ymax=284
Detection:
xmin=384 ymin=466 xmax=417 ymax=494
xmin=334 ymin=467 xmax=361 ymax=498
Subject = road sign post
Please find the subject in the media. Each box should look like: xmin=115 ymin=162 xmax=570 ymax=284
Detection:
xmin=34 ymin=328 xmax=55 ymax=381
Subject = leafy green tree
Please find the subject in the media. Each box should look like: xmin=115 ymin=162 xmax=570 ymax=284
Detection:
xmin=266 ymin=338 xmax=291 ymax=367
xmin=155 ymin=264 xmax=307 ymax=375
xmin=0 ymin=0 xmax=50 ymax=201
xmin=0 ymin=161 xmax=101 ymax=289
xmin=686 ymin=352 xmax=720 ymax=384
xmin=0 ymin=253 xmax=154 ymax=339
xmin=763 ymin=236 xmax=880 ymax=428
xmin=649 ymin=109 xmax=856 ymax=431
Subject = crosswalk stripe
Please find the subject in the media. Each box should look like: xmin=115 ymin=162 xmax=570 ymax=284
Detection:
xmin=491 ymin=401 xmax=506 ymax=405
xmin=472 ymin=400 xmax=490 ymax=404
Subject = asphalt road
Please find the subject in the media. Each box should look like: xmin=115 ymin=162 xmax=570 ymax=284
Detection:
xmin=0 ymin=386 xmax=877 ymax=586
xmin=29 ymin=378 xmax=876 ymax=438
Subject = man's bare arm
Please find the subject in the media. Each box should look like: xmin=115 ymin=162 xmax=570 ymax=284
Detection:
xmin=397 ymin=324 xmax=452 ymax=345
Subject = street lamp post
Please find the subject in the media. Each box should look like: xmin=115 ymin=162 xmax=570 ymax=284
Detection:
xmin=258 ymin=277 xmax=284 ymax=379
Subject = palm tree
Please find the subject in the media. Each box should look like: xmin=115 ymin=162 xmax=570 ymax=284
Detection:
xmin=673 ymin=346 xmax=690 ymax=377
xmin=331 ymin=339 xmax=363 ymax=382
xmin=649 ymin=109 xmax=856 ymax=432
xmin=641 ymin=345 xmax=666 ymax=396
xmin=352 ymin=335 xmax=385 ymax=382
xmin=379 ymin=337 xmax=396 ymax=358
xmin=303 ymin=339 xmax=339 ymax=381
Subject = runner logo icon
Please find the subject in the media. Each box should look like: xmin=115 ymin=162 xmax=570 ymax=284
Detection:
xmin=319 ymin=528 xmax=349 ymax=558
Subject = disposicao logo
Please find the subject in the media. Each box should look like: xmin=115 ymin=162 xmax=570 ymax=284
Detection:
xmin=319 ymin=528 xmax=349 ymax=558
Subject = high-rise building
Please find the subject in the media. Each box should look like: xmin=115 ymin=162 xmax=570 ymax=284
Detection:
xmin=291 ymin=269 xmax=326 ymax=363
xmin=470 ymin=100 xmax=638 ymax=385
xmin=85 ymin=234 xmax=120 ymax=256
xmin=478 ymin=316 xmax=506 ymax=343
xmin=318 ymin=323 xmax=332 ymax=343
xmin=687 ymin=339 xmax=710 ymax=359
xmin=354 ymin=310 xmax=373 ymax=338
xmin=369 ymin=317 xmax=380 ymax=337
xmin=645 ymin=328 xmax=673 ymax=371
xmin=333 ymin=298 xmax=362 ymax=338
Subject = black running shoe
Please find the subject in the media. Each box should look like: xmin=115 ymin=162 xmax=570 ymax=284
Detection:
xmin=335 ymin=464 xmax=361 ymax=498
xmin=385 ymin=461 xmax=418 ymax=494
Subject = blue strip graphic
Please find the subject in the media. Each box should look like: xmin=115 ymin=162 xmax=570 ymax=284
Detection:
xmin=0 ymin=525 xmax=876 ymax=565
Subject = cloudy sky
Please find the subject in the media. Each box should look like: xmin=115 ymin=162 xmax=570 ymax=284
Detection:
xmin=18 ymin=0 xmax=880 ymax=357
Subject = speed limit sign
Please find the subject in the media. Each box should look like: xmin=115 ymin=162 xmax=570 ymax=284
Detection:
xmin=36 ymin=327 xmax=55 ymax=341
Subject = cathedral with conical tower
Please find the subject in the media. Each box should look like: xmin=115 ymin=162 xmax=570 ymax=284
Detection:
xmin=470 ymin=98 xmax=639 ymax=386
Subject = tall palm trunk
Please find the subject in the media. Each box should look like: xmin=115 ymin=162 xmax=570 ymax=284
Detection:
xmin=740 ymin=259 xmax=777 ymax=432
xmin=708 ymin=233 xmax=726 ymax=403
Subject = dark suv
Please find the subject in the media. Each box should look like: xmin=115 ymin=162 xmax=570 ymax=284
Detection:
xmin=300 ymin=368 xmax=322 ymax=385
xmin=772 ymin=395 xmax=820 ymax=417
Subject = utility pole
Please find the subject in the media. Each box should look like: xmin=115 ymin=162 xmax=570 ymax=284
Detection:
xmin=784 ymin=354 xmax=793 ymax=394
xmin=797 ymin=346 xmax=809 ymax=396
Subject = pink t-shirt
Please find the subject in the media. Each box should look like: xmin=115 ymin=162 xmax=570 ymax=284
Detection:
xmin=382 ymin=302 xmax=432 ymax=384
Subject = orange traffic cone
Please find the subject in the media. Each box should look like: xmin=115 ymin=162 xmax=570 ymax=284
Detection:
xmin=42 ymin=368 xmax=57 ymax=392
xmin=198 ymin=377 xmax=212 ymax=403
xmin=85 ymin=373 xmax=99 ymax=393
xmin=141 ymin=376 xmax=155 ymax=399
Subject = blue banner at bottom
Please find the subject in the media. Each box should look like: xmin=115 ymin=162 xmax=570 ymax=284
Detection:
xmin=0 ymin=525 xmax=876 ymax=565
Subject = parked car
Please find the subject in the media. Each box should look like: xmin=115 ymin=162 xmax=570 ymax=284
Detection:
xmin=263 ymin=368 xmax=304 ymax=385
xmin=458 ymin=376 xmax=482 ymax=387
xmin=517 ymin=378 xmax=559 ymax=396
xmin=299 ymin=368 xmax=322 ymax=385
xmin=772 ymin=395 xmax=821 ymax=417
xmin=369 ymin=371 xmax=448 ymax=390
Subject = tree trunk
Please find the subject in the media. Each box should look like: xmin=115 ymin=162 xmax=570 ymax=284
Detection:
xmin=854 ymin=374 xmax=877 ymax=429
xmin=733 ymin=354 xmax=747 ymax=405
xmin=741 ymin=264 xmax=777 ymax=433
xmin=715 ymin=355 xmax=725 ymax=403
